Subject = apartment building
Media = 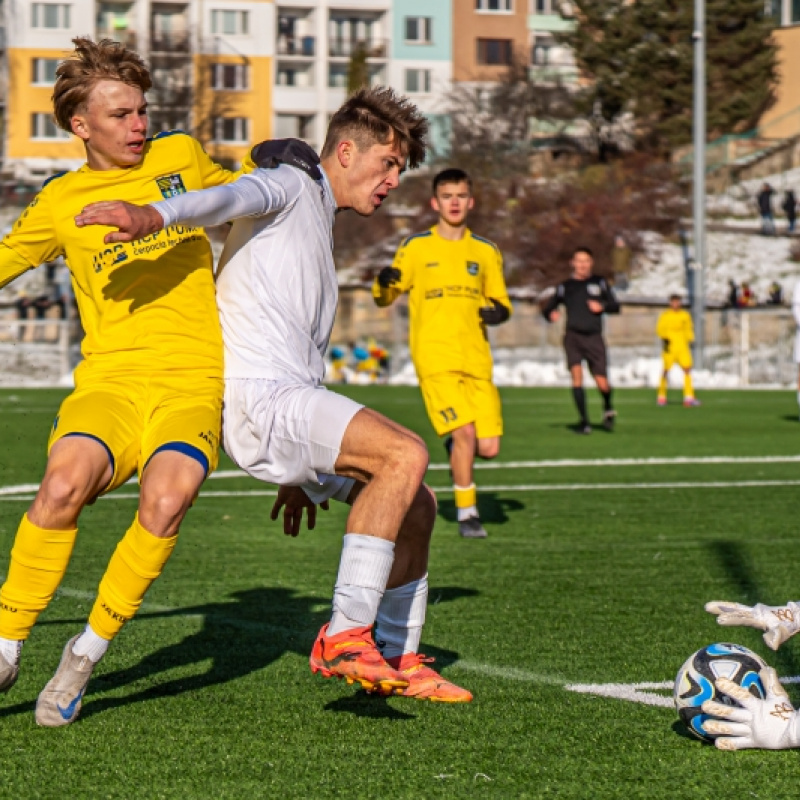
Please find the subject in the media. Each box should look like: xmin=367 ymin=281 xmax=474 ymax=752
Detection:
xmin=388 ymin=0 xmax=451 ymax=157
xmin=759 ymin=0 xmax=800 ymax=139
xmin=2 ymin=0 xmax=273 ymax=183
xmin=273 ymin=0 xmax=392 ymax=150
xmin=528 ymin=0 xmax=575 ymax=87
xmin=452 ymin=0 xmax=528 ymax=84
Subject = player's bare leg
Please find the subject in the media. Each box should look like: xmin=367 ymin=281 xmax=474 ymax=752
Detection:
xmin=36 ymin=450 xmax=205 ymax=727
xmin=309 ymin=408 xmax=429 ymax=692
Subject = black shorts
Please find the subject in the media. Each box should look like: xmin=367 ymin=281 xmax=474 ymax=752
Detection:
xmin=564 ymin=330 xmax=608 ymax=376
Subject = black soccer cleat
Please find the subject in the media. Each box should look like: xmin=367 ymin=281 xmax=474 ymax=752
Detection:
xmin=603 ymin=410 xmax=617 ymax=431
xmin=573 ymin=422 xmax=592 ymax=435
xmin=459 ymin=516 xmax=488 ymax=539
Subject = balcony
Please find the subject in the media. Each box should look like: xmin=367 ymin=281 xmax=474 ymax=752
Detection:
xmin=150 ymin=31 xmax=191 ymax=53
xmin=328 ymin=38 xmax=388 ymax=59
xmin=277 ymin=35 xmax=315 ymax=56
xmin=96 ymin=28 xmax=137 ymax=49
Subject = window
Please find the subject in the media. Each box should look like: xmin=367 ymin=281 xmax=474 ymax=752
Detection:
xmin=215 ymin=117 xmax=249 ymax=143
xmin=328 ymin=64 xmax=348 ymax=88
xmin=792 ymin=0 xmax=800 ymax=22
xmin=477 ymin=38 xmax=513 ymax=65
xmin=31 ymin=113 xmax=70 ymax=140
xmin=210 ymin=63 xmax=249 ymax=90
xmin=31 ymin=3 xmax=70 ymax=28
xmin=404 ymin=16 xmax=432 ymax=43
xmin=404 ymin=68 xmax=431 ymax=94
xmin=211 ymin=9 xmax=248 ymax=35
xmin=475 ymin=0 xmax=512 ymax=11
xmin=32 ymin=58 xmax=59 ymax=84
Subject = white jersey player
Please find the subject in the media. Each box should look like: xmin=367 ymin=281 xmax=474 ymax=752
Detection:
xmin=74 ymin=88 xmax=473 ymax=703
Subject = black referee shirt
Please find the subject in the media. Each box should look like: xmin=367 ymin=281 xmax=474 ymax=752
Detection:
xmin=541 ymin=276 xmax=620 ymax=335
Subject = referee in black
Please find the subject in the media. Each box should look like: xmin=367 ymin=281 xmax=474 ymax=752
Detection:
xmin=542 ymin=247 xmax=620 ymax=433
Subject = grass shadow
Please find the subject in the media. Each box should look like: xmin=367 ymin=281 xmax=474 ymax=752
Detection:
xmin=437 ymin=494 xmax=525 ymax=525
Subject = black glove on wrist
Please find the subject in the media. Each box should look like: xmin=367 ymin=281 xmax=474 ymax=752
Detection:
xmin=251 ymin=138 xmax=321 ymax=181
xmin=662 ymin=339 xmax=670 ymax=353
xmin=377 ymin=267 xmax=401 ymax=288
xmin=479 ymin=298 xmax=510 ymax=326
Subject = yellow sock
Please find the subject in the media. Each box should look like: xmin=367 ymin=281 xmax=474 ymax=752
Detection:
xmin=684 ymin=372 xmax=694 ymax=399
xmin=88 ymin=514 xmax=177 ymax=640
xmin=658 ymin=375 xmax=668 ymax=399
xmin=0 ymin=514 xmax=78 ymax=640
xmin=454 ymin=483 xmax=477 ymax=510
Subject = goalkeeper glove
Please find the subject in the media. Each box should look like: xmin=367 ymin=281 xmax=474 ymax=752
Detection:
xmin=479 ymin=298 xmax=510 ymax=326
xmin=377 ymin=267 xmax=401 ymax=288
xmin=703 ymin=666 xmax=800 ymax=750
xmin=251 ymin=138 xmax=321 ymax=181
xmin=705 ymin=600 xmax=800 ymax=650
xmin=662 ymin=339 xmax=670 ymax=353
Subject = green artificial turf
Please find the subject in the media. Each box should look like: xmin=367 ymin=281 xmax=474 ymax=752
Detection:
xmin=2 ymin=386 xmax=800 ymax=798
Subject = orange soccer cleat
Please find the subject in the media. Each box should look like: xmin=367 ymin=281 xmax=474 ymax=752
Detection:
xmin=380 ymin=653 xmax=473 ymax=703
xmin=309 ymin=623 xmax=408 ymax=693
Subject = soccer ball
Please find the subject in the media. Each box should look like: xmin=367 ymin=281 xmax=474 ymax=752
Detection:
xmin=674 ymin=642 xmax=767 ymax=742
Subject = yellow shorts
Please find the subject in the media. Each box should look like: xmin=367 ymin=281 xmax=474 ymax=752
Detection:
xmin=663 ymin=349 xmax=692 ymax=371
xmin=419 ymin=373 xmax=503 ymax=438
xmin=48 ymin=371 xmax=223 ymax=494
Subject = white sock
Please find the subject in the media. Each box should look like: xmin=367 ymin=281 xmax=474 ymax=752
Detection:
xmin=375 ymin=574 xmax=428 ymax=661
xmin=72 ymin=624 xmax=110 ymax=663
xmin=457 ymin=505 xmax=478 ymax=522
xmin=328 ymin=533 xmax=395 ymax=636
xmin=0 ymin=637 xmax=22 ymax=666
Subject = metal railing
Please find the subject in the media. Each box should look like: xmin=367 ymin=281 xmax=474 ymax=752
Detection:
xmin=328 ymin=39 xmax=388 ymax=59
xmin=276 ymin=36 xmax=316 ymax=56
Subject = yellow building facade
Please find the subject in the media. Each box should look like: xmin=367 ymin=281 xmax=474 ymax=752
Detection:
xmin=759 ymin=24 xmax=800 ymax=140
xmin=3 ymin=0 xmax=274 ymax=183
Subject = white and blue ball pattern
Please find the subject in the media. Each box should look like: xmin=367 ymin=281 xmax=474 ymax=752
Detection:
xmin=674 ymin=643 xmax=767 ymax=742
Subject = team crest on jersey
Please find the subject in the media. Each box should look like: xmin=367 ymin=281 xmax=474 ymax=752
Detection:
xmin=466 ymin=261 xmax=479 ymax=276
xmin=156 ymin=174 xmax=187 ymax=199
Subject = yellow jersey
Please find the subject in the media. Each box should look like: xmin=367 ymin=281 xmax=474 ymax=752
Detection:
xmin=373 ymin=226 xmax=511 ymax=381
xmin=0 ymin=131 xmax=253 ymax=378
xmin=656 ymin=308 xmax=694 ymax=350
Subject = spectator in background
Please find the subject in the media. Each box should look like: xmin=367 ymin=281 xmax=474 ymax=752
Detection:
xmin=611 ymin=234 xmax=632 ymax=291
xmin=739 ymin=282 xmax=756 ymax=307
xmin=727 ymin=280 xmax=739 ymax=309
xmin=757 ymin=183 xmax=776 ymax=235
xmin=782 ymin=189 xmax=797 ymax=234
xmin=768 ymin=281 xmax=783 ymax=306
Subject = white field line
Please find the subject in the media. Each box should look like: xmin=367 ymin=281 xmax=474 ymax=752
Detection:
xmin=209 ymin=455 xmax=800 ymax=476
xmin=5 ymin=479 xmax=800 ymax=502
xmin=23 ymin=582 xmax=800 ymax=709
xmin=2 ymin=454 xmax=798 ymax=499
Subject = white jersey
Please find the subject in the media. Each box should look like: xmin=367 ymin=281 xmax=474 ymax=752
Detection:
xmin=153 ymin=164 xmax=338 ymax=383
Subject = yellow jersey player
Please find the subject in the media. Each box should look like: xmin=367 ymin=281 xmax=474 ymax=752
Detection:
xmin=373 ymin=168 xmax=511 ymax=539
xmin=656 ymin=293 xmax=700 ymax=407
xmin=0 ymin=37 xmax=255 ymax=727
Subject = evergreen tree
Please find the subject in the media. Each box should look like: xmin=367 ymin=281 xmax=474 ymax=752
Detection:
xmin=558 ymin=0 xmax=777 ymax=155
xmin=347 ymin=44 xmax=370 ymax=94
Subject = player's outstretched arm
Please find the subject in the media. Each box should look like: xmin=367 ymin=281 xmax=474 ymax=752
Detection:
xmin=270 ymin=486 xmax=329 ymax=537
xmin=702 ymin=667 xmax=800 ymax=750
xmin=705 ymin=600 xmax=800 ymax=650
xmin=75 ymin=201 xmax=164 ymax=244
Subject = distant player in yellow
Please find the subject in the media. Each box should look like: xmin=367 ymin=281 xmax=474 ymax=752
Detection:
xmin=657 ymin=293 xmax=700 ymax=407
xmin=0 ymin=37 xmax=255 ymax=727
xmin=373 ymin=168 xmax=511 ymax=538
